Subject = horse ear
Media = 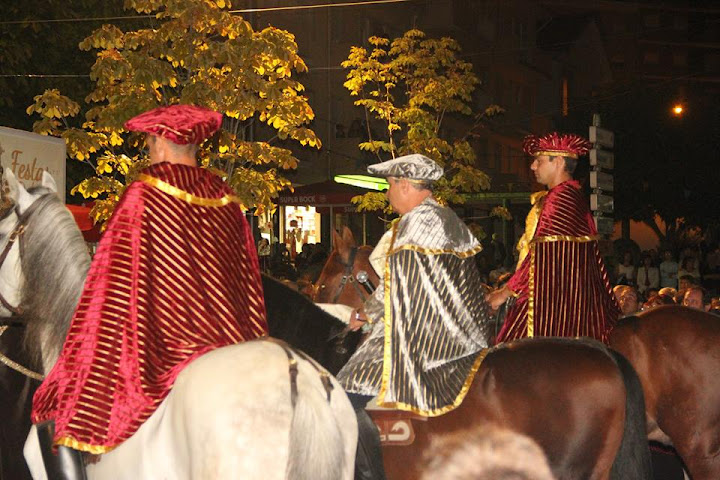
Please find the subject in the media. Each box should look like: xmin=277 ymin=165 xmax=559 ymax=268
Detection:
xmin=341 ymin=226 xmax=356 ymax=247
xmin=332 ymin=228 xmax=342 ymax=251
xmin=3 ymin=168 xmax=22 ymax=203
xmin=41 ymin=171 xmax=58 ymax=193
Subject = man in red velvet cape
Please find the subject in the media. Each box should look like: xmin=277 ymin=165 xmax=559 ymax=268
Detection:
xmin=487 ymin=132 xmax=620 ymax=344
xmin=31 ymin=105 xmax=268 ymax=479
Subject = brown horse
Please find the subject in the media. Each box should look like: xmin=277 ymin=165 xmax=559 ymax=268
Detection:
xmin=610 ymin=305 xmax=720 ymax=480
xmin=312 ymin=227 xmax=379 ymax=308
xmin=314 ymin=228 xmax=651 ymax=480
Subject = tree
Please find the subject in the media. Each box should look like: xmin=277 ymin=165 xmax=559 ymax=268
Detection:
xmin=341 ymin=29 xmax=503 ymax=212
xmin=26 ymin=0 xmax=319 ymax=223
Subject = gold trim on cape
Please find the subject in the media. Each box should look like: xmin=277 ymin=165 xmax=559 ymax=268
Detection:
xmin=528 ymin=245 xmax=536 ymax=337
xmin=516 ymin=191 xmax=547 ymax=267
xmin=378 ymin=221 xmax=400 ymax=409
xmin=376 ymin=221 xmax=488 ymax=416
xmin=138 ymin=174 xmax=241 ymax=207
xmin=526 ymin=234 xmax=599 ymax=338
xmin=376 ymin=347 xmax=491 ymax=417
xmin=56 ymin=435 xmax=115 ymax=455
xmin=388 ymin=244 xmax=483 ymax=258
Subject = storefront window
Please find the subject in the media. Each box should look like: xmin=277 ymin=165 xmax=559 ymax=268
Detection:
xmin=284 ymin=206 xmax=320 ymax=258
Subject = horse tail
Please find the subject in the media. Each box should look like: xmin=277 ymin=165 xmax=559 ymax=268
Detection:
xmin=286 ymin=359 xmax=347 ymax=480
xmin=608 ymin=349 xmax=653 ymax=480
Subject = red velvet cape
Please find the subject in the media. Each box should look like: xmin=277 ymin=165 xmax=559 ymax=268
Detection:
xmin=32 ymin=162 xmax=268 ymax=453
xmin=497 ymin=180 xmax=619 ymax=344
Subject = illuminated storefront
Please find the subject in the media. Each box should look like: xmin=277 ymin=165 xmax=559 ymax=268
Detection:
xmin=275 ymin=178 xmax=388 ymax=254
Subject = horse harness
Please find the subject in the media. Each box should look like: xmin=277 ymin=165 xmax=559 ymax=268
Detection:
xmin=264 ymin=337 xmax=335 ymax=407
xmin=327 ymin=247 xmax=372 ymax=304
xmin=0 ymin=194 xmax=55 ymax=382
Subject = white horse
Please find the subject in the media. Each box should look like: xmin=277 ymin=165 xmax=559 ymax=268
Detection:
xmin=0 ymin=170 xmax=356 ymax=480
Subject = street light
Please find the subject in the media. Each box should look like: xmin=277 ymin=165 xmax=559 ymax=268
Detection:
xmin=672 ymin=104 xmax=684 ymax=116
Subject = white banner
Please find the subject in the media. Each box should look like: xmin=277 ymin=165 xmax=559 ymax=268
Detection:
xmin=0 ymin=127 xmax=66 ymax=203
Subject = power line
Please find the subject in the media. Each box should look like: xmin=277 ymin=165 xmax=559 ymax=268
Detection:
xmin=0 ymin=0 xmax=416 ymax=26
xmin=0 ymin=74 xmax=89 ymax=78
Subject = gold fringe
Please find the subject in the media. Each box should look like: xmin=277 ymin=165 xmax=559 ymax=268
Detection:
xmin=55 ymin=435 xmax=116 ymax=455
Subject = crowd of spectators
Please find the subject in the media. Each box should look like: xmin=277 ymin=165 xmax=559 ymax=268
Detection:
xmin=611 ymin=245 xmax=720 ymax=317
xmin=257 ymin=238 xmax=329 ymax=298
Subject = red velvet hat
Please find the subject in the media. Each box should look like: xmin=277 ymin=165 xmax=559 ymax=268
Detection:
xmin=522 ymin=132 xmax=592 ymax=160
xmin=124 ymin=105 xmax=223 ymax=145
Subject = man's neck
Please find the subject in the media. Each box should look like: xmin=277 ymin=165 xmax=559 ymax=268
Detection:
xmin=547 ymin=174 xmax=572 ymax=190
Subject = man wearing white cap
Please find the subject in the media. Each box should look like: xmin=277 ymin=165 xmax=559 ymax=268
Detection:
xmin=338 ymin=154 xmax=491 ymax=479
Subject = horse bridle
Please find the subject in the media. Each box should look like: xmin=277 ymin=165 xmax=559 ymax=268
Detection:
xmin=0 ymin=194 xmax=54 ymax=381
xmin=327 ymin=247 xmax=371 ymax=304
xmin=0 ymin=194 xmax=53 ymax=318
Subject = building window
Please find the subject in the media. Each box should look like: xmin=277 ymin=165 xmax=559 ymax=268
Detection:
xmin=643 ymin=51 xmax=660 ymax=64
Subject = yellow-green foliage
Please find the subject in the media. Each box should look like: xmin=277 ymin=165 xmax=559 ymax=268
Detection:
xmin=342 ymin=29 xmax=503 ymax=212
xmin=26 ymin=0 xmax=318 ymax=225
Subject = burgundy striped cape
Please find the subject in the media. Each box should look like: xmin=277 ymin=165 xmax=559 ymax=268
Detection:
xmin=498 ymin=180 xmax=619 ymax=344
xmin=32 ymin=162 xmax=268 ymax=453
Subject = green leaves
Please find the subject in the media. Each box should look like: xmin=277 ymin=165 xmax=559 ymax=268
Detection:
xmin=26 ymin=0 xmax=318 ymax=225
xmin=343 ymin=29 xmax=492 ymax=211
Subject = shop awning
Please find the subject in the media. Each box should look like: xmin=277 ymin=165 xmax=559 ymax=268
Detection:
xmin=275 ymin=180 xmax=371 ymax=206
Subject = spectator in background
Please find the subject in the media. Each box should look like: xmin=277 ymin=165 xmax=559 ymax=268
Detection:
xmin=642 ymin=293 xmax=675 ymax=311
xmin=677 ymin=256 xmax=701 ymax=286
xmin=636 ymin=253 xmax=659 ymax=297
xmin=613 ymin=285 xmax=641 ymax=316
xmin=616 ymin=251 xmax=636 ymax=286
xmin=659 ymin=250 xmax=679 ymax=289
xmin=682 ymin=286 xmax=707 ymax=311
xmin=257 ymin=238 xmax=271 ymax=271
xmin=678 ymin=274 xmax=699 ymax=293
xmin=419 ymin=425 xmax=556 ymax=480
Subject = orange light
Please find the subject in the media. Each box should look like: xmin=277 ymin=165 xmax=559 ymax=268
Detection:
xmin=672 ymin=104 xmax=684 ymax=115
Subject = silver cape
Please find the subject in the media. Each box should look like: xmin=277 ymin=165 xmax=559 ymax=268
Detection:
xmin=338 ymin=197 xmax=492 ymax=416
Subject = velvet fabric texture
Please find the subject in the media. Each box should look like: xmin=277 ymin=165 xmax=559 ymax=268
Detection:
xmin=31 ymin=162 xmax=268 ymax=453
xmin=124 ymin=104 xmax=222 ymax=145
xmin=497 ymin=180 xmax=619 ymax=344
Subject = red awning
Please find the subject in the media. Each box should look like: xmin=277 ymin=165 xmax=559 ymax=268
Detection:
xmin=275 ymin=180 xmax=369 ymax=206
xmin=66 ymin=203 xmax=102 ymax=243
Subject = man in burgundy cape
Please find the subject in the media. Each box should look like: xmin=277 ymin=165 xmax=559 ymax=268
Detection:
xmin=31 ymin=105 xmax=268 ymax=479
xmin=487 ymin=132 xmax=620 ymax=344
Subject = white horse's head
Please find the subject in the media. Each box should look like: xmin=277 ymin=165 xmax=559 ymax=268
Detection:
xmin=0 ymin=169 xmax=89 ymax=373
xmin=0 ymin=169 xmax=57 ymax=318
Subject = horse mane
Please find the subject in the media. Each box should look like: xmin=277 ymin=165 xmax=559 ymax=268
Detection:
xmin=262 ymin=273 xmax=359 ymax=374
xmin=20 ymin=188 xmax=91 ymax=371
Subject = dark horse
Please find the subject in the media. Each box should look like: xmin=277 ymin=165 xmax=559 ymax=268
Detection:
xmin=611 ymin=306 xmax=720 ymax=480
xmin=312 ymin=227 xmax=652 ymax=480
